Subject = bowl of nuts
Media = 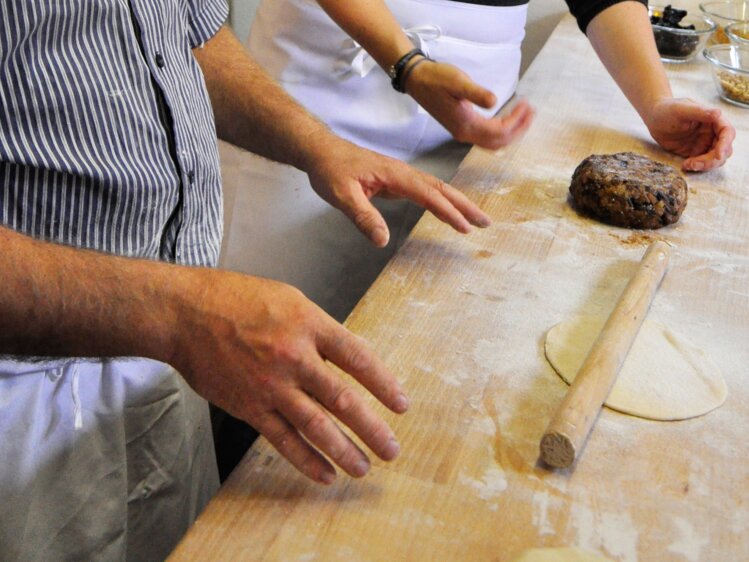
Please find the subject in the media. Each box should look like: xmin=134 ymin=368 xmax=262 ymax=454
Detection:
xmin=726 ymin=21 xmax=749 ymax=45
xmin=650 ymin=5 xmax=716 ymax=62
xmin=700 ymin=1 xmax=749 ymax=44
xmin=703 ymin=44 xmax=749 ymax=107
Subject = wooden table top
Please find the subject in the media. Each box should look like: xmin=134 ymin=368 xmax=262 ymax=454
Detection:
xmin=170 ymin=9 xmax=748 ymax=562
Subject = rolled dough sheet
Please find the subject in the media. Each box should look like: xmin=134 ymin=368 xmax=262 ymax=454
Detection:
xmin=511 ymin=547 xmax=613 ymax=562
xmin=544 ymin=316 xmax=727 ymax=421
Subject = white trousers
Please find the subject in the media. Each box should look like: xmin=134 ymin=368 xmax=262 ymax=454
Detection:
xmin=0 ymin=358 xmax=218 ymax=562
xmin=220 ymin=0 xmax=527 ymax=319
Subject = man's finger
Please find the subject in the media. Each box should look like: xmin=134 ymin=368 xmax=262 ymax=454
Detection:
xmin=276 ymin=389 xmax=373 ymax=478
xmin=415 ymin=183 xmax=474 ymax=233
xmin=434 ymin=182 xmax=491 ymax=228
xmin=300 ymin=357 xmax=401 ymax=462
xmin=255 ymin=410 xmax=337 ymax=484
xmin=317 ymin=324 xmax=409 ymax=415
xmin=337 ymin=186 xmax=391 ymax=247
xmin=384 ymin=172 xmax=480 ymax=233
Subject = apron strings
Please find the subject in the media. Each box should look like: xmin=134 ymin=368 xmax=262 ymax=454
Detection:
xmin=343 ymin=24 xmax=442 ymax=78
xmin=45 ymin=363 xmax=83 ymax=430
xmin=71 ymin=364 xmax=82 ymax=430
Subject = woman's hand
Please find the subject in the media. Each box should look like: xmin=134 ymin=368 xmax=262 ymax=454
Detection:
xmin=644 ymin=97 xmax=735 ymax=172
xmin=404 ymin=59 xmax=535 ymax=150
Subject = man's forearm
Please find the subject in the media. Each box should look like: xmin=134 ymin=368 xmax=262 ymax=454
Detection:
xmin=193 ymin=26 xmax=337 ymax=173
xmin=586 ymin=2 xmax=672 ymax=121
xmin=0 ymin=225 xmax=200 ymax=362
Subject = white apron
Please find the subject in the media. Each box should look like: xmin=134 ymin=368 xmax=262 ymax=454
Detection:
xmin=0 ymin=358 xmax=219 ymax=562
xmin=219 ymin=0 xmax=527 ymax=318
xmin=248 ymin=0 xmax=527 ymax=160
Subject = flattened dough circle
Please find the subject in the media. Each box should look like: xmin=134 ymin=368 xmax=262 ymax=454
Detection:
xmin=544 ymin=316 xmax=727 ymax=421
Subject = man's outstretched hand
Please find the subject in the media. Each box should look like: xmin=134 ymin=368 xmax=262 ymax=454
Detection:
xmin=173 ymin=271 xmax=409 ymax=484
xmin=306 ymin=137 xmax=492 ymax=247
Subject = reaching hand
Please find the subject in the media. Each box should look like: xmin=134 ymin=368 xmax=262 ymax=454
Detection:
xmin=404 ymin=59 xmax=535 ymax=150
xmin=644 ymin=97 xmax=735 ymax=172
xmin=173 ymin=271 xmax=409 ymax=484
xmin=306 ymin=137 xmax=492 ymax=247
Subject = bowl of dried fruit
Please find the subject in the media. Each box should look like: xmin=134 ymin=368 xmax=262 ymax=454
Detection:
xmin=726 ymin=21 xmax=749 ymax=45
xmin=704 ymin=44 xmax=749 ymax=107
xmin=650 ymin=5 xmax=716 ymax=62
xmin=700 ymin=1 xmax=749 ymax=44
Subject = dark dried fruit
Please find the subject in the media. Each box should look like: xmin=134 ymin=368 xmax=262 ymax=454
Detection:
xmin=651 ymin=5 xmax=699 ymax=58
xmin=651 ymin=5 xmax=693 ymax=29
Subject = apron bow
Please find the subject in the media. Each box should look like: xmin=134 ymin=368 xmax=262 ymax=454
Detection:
xmin=342 ymin=24 xmax=442 ymax=78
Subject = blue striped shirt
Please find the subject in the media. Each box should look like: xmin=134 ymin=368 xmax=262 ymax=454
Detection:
xmin=0 ymin=0 xmax=228 ymax=267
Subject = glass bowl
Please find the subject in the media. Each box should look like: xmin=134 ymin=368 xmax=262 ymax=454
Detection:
xmin=703 ymin=44 xmax=749 ymax=107
xmin=650 ymin=6 xmax=717 ymax=62
xmin=726 ymin=21 xmax=749 ymax=45
xmin=700 ymin=1 xmax=749 ymax=43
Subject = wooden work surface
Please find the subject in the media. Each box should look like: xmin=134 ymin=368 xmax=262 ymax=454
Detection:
xmin=170 ymin=11 xmax=748 ymax=562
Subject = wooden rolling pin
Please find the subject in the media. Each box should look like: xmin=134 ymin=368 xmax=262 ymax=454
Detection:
xmin=539 ymin=240 xmax=671 ymax=469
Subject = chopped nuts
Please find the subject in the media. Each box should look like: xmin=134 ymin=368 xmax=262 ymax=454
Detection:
xmin=717 ymin=70 xmax=749 ymax=104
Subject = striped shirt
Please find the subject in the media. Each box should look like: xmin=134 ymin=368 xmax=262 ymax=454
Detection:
xmin=0 ymin=0 xmax=228 ymax=267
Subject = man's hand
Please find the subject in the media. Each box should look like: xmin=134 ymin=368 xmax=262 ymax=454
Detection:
xmin=0 ymin=227 xmax=407 ymax=485
xmin=643 ymin=98 xmax=735 ymax=172
xmin=405 ymin=60 xmax=535 ymax=150
xmin=305 ymin=136 xmax=492 ymax=247
xmin=172 ymin=271 xmax=408 ymax=484
xmin=195 ymin=27 xmax=492 ymax=246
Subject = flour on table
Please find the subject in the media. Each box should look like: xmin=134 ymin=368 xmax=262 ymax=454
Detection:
xmin=510 ymin=547 xmax=614 ymax=562
xmin=544 ymin=316 xmax=727 ymax=420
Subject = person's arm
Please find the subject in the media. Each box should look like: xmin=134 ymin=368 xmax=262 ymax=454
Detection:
xmin=313 ymin=0 xmax=534 ymax=151
xmin=0 ymin=225 xmax=408 ymax=484
xmin=584 ymin=1 xmax=735 ymax=171
xmin=193 ymin=26 xmax=491 ymax=249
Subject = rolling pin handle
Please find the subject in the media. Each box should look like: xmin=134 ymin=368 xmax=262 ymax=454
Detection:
xmin=540 ymin=432 xmax=575 ymax=469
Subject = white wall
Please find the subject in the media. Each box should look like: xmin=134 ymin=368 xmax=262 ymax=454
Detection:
xmin=228 ymin=0 xmax=259 ymax=42
xmin=227 ymin=1 xmax=569 ymax=75
xmin=522 ymin=0 xmax=568 ymax=75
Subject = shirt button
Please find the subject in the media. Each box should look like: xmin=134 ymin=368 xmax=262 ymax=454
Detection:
xmin=155 ymin=52 xmax=165 ymax=68
xmin=188 ymin=171 xmax=195 ymax=184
